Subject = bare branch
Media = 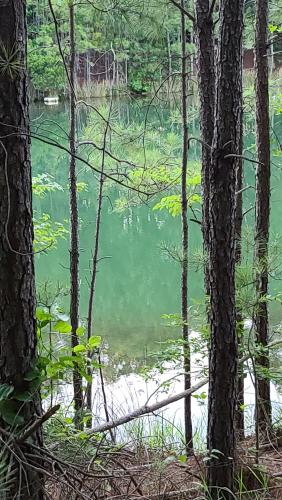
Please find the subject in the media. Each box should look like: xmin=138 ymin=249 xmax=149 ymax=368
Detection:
xmin=169 ymin=0 xmax=195 ymax=24
xmin=88 ymin=340 xmax=282 ymax=436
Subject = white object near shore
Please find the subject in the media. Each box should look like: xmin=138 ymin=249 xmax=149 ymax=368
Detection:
xmin=44 ymin=96 xmax=59 ymax=105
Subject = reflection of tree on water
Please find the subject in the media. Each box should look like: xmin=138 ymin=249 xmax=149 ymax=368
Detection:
xmin=33 ymin=100 xmax=282 ymax=364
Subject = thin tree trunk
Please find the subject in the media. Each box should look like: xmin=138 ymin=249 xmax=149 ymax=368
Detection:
xmin=254 ymin=0 xmax=272 ymax=433
xmin=86 ymin=173 xmax=105 ymax=421
xmin=167 ymin=28 xmax=172 ymax=96
xmin=207 ymin=0 xmax=244 ymax=497
xmin=69 ymin=1 xmax=83 ymax=427
xmin=235 ymin=133 xmax=245 ymax=438
xmin=0 ymin=1 xmax=43 ymax=497
xmin=86 ymin=100 xmax=112 ymax=427
xmin=195 ymin=0 xmax=215 ymax=298
xmin=180 ymin=0 xmax=193 ymax=455
xmin=235 ymin=18 xmax=245 ymax=439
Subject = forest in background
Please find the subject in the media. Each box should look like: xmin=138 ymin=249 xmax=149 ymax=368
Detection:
xmin=0 ymin=0 xmax=282 ymax=499
xmin=27 ymin=0 xmax=282 ymax=96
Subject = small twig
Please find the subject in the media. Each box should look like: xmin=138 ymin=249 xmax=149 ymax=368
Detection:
xmin=224 ymin=153 xmax=264 ymax=166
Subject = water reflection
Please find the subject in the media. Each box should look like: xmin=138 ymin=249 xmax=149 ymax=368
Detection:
xmin=32 ymin=99 xmax=282 ymax=438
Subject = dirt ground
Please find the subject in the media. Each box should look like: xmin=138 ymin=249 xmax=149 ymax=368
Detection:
xmin=46 ymin=438 xmax=282 ymax=499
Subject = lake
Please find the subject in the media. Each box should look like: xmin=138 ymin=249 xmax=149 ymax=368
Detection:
xmin=31 ymin=97 xmax=282 ymax=439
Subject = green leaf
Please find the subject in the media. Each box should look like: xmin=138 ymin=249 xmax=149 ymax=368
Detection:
xmin=24 ymin=368 xmax=40 ymax=381
xmin=13 ymin=391 xmax=33 ymax=402
xmin=0 ymin=401 xmax=24 ymax=426
xmin=88 ymin=336 xmax=101 ymax=349
xmin=76 ymin=326 xmax=85 ymax=337
xmin=91 ymin=360 xmax=101 ymax=368
xmin=76 ymin=182 xmax=88 ymax=193
xmin=187 ymin=174 xmax=201 ymax=186
xmin=64 ymin=417 xmax=73 ymax=425
xmin=188 ymin=193 xmax=202 ymax=205
xmin=0 ymin=384 xmax=14 ymax=401
xmin=178 ymin=454 xmax=187 ymax=463
xmin=36 ymin=308 xmax=52 ymax=323
xmin=153 ymin=195 xmax=181 ymax=217
xmin=53 ymin=320 xmax=72 ymax=334
xmin=37 ymin=356 xmax=50 ymax=370
xmin=78 ymin=431 xmax=89 ymax=440
xmin=73 ymin=344 xmax=87 ymax=354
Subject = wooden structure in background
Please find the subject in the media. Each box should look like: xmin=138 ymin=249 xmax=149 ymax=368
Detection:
xmin=76 ymin=49 xmax=127 ymax=88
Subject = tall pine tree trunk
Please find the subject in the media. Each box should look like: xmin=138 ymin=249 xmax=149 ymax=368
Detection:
xmin=207 ymin=0 xmax=244 ymax=497
xmin=0 ymin=1 xmax=43 ymax=497
xmin=254 ymin=0 xmax=272 ymax=433
xmin=195 ymin=0 xmax=215 ymax=296
xmin=180 ymin=0 xmax=193 ymax=454
xmin=69 ymin=1 xmax=83 ymax=426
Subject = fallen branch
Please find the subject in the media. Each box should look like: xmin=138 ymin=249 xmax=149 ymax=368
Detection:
xmin=89 ymin=378 xmax=208 ymax=435
xmin=89 ymin=340 xmax=282 ymax=436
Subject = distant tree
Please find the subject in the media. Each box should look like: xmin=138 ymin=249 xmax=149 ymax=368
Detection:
xmin=180 ymin=0 xmax=193 ymax=454
xmin=254 ymin=0 xmax=272 ymax=432
xmin=0 ymin=0 xmax=43 ymax=497
xmin=207 ymin=0 xmax=244 ymax=498
xmin=68 ymin=0 xmax=84 ymax=427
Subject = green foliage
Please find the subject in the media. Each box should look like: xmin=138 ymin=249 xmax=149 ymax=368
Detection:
xmin=53 ymin=320 xmax=72 ymax=334
xmin=269 ymin=24 xmax=282 ymax=33
xmin=0 ymin=385 xmax=14 ymax=402
xmin=27 ymin=20 xmax=65 ymax=92
xmin=153 ymin=189 xmax=202 ymax=217
xmin=34 ymin=213 xmax=68 ymax=252
xmin=35 ymin=306 xmax=102 ymax=395
xmin=0 ymin=401 xmax=24 ymax=426
xmin=32 ymin=173 xmax=64 ymax=197
xmin=32 ymin=174 xmax=68 ymax=252
xmin=153 ymin=195 xmax=181 ymax=217
xmin=26 ymin=0 xmax=189 ymax=94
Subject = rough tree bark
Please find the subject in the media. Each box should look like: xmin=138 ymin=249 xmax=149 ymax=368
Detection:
xmin=69 ymin=1 xmax=83 ymax=426
xmin=207 ymin=0 xmax=244 ymax=498
xmin=194 ymin=0 xmax=215 ymax=297
xmin=0 ymin=1 xmax=43 ymax=497
xmin=180 ymin=0 xmax=193 ymax=454
xmin=254 ymin=0 xmax=272 ymax=432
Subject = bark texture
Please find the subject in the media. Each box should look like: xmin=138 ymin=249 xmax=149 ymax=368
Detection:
xmin=254 ymin=0 xmax=272 ymax=432
xmin=207 ymin=0 xmax=244 ymax=497
xmin=180 ymin=0 xmax=193 ymax=454
xmin=69 ymin=2 xmax=83 ymax=425
xmin=195 ymin=0 xmax=215 ymax=296
xmin=0 ymin=1 xmax=43 ymax=497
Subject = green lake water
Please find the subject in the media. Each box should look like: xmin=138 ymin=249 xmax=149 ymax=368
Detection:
xmin=31 ymin=98 xmax=282 ymax=372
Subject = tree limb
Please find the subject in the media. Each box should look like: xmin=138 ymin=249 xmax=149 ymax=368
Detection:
xmin=169 ymin=0 xmax=195 ymax=24
xmin=88 ymin=340 xmax=282 ymax=436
